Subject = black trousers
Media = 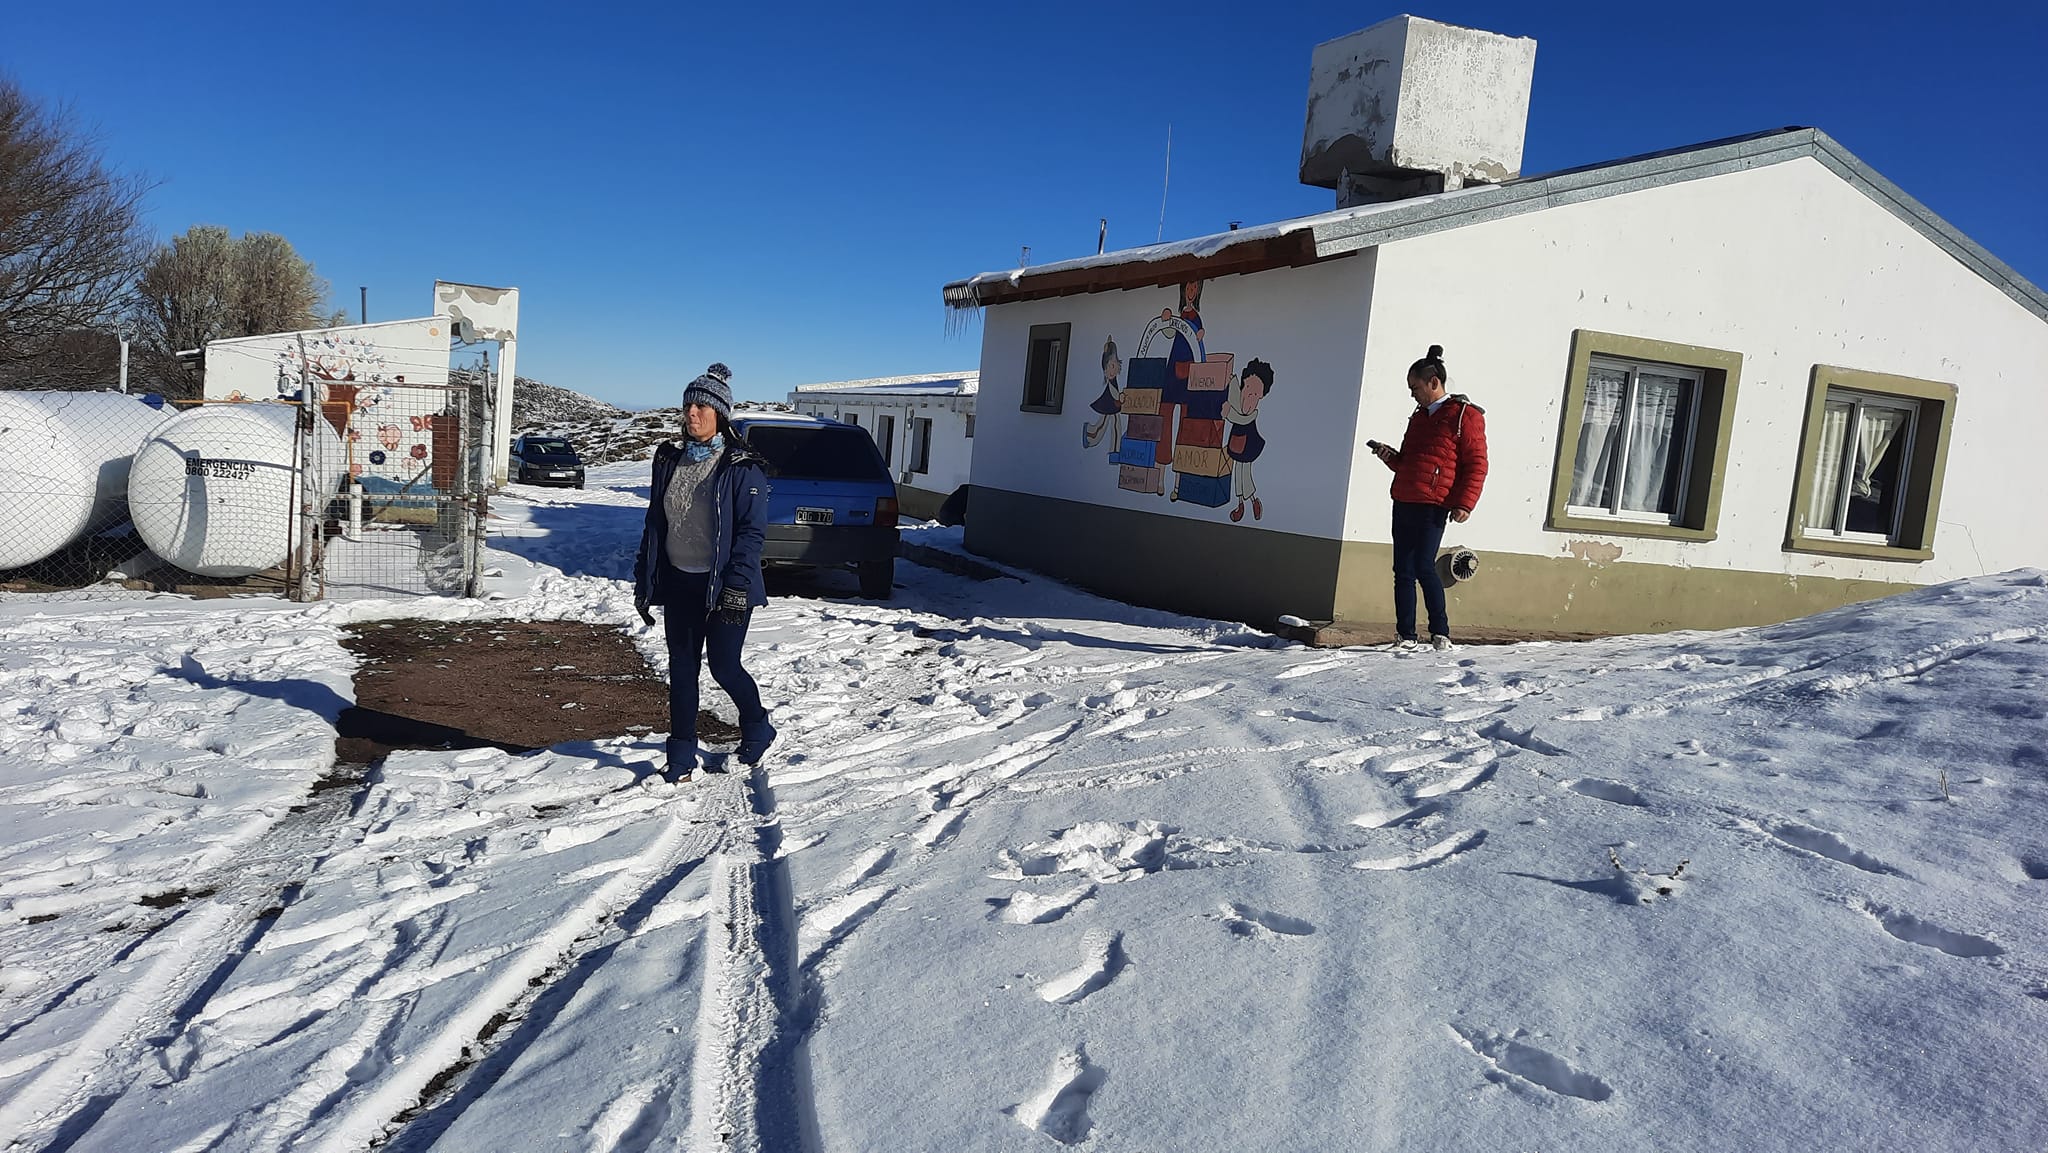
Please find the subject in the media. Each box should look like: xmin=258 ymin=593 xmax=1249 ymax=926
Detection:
xmin=1390 ymin=501 xmax=1450 ymax=640
xmin=659 ymin=567 xmax=765 ymax=768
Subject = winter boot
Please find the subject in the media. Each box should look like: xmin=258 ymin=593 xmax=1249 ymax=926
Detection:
xmin=665 ymin=737 xmax=698 ymax=782
xmin=737 ymin=718 xmax=778 ymax=767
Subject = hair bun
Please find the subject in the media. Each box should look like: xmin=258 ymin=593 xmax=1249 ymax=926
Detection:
xmin=1426 ymin=345 xmax=1443 ymax=360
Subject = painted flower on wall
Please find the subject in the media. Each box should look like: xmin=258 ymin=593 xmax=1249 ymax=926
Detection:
xmin=410 ymin=443 xmax=428 ymax=461
xmin=369 ymin=450 xmax=387 ymax=466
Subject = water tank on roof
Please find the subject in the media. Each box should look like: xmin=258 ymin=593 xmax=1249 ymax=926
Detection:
xmin=1301 ymin=15 xmax=1537 ymax=206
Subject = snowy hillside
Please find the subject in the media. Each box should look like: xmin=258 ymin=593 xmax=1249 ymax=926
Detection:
xmin=499 ymin=373 xmax=792 ymax=466
xmin=0 ymin=462 xmax=2043 ymax=1152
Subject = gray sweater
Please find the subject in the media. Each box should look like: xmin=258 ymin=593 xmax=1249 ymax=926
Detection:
xmin=662 ymin=449 xmax=720 ymax=573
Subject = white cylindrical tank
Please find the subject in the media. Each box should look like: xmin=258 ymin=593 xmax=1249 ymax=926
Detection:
xmin=128 ymin=403 xmax=344 ymax=578
xmin=0 ymin=390 xmax=172 ymax=569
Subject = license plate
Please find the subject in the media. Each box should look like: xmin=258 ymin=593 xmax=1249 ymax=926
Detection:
xmin=795 ymin=507 xmax=833 ymax=525
xmin=550 ymin=470 xmax=571 ymax=478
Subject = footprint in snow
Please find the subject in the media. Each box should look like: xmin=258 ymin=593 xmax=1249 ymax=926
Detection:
xmin=1760 ymin=818 xmax=1907 ymax=876
xmin=1216 ymin=902 xmax=1314 ymax=938
xmin=1564 ymin=778 xmax=1648 ymax=807
xmin=1351 ymin=829 xmax=1487 ymax=872
xmin=1351 ymin=801 xmax=1444 ymax=829
xmin=988 ymin=884 xmax=1097 ymax=925
xmin=1035 ymin=930 xmax=1129 ymax=1005
xmin=1406 ymin=756 xmax=1498 ymax=800
xmin=1005 ymin=1046 xmax=1107 ymax=1145
xmin=1450 ymin=1023 xmax=1613 ymax=1102
xmin=1860 ymin=900 xmax=2004 ymax=958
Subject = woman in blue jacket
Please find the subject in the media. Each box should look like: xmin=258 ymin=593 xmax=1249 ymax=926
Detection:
xmin=633 ymin=363 xmax=775 ymax=781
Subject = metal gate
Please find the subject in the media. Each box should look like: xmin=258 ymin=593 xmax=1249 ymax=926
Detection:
xmin=291 ymin=372 xmax=491 ymax=601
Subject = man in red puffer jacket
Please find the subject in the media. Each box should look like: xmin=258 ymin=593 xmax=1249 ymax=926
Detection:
xmin=1367 ymin=345 xmax=1488 ymax=650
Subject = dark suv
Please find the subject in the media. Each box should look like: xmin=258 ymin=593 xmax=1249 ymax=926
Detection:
xmin=730 ymin=414 xmax=899 ymax=598
xmin=509 ymin=435 xmax=585 ymax=488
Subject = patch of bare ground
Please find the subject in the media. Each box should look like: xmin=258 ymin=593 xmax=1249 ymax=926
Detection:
xmin=336 ymin=619 xmax=733 ymax=764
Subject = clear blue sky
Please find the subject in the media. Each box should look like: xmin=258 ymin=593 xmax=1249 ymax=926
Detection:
xmin=6 ymin=1 xmax=2042 ymax=408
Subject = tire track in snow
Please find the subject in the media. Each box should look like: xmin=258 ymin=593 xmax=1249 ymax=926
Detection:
xmin=315 ymin=798 xmax=720 ymax=1153
xmin=689 ymin=763 xmax=822 ymax=1153
xmin=1 ymin=781 xmax=371 ymax=1148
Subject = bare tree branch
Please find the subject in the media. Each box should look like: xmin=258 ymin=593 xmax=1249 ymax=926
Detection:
xmin=0 ymin=76 xmax=151 ymax=390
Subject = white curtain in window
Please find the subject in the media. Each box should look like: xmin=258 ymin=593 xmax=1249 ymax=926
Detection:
xmin=1806 ymin=400 xmax=1852 ymax=529
xmin=1851 ymin=406 xmax=1906 ymax=500
xmin=1620 ymin=371 xmax=1689 ymax=513
xmin=1570 ymin=366 xmax=1628 ymax=507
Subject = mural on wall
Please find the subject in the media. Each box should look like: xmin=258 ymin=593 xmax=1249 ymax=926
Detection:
xmin=1085 ymin=279 xmax=1276 ymax=520
xmin=1082 ymin=337 xmax=1124 ymax=453
xmin=252 ymin=331 xmax=444 ymax=498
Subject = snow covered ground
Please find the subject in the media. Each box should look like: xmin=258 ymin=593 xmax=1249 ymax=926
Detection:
xmin=2 ymin=460 xmax=2044 ymax=1152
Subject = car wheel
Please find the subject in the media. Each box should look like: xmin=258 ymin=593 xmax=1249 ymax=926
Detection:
xmin=857 ymin=558 xmax=894 ymax=600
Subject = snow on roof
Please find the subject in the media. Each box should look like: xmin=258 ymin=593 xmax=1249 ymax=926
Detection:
xmin=943 ymin=127 xmax=2048 ymax=322
xmin=790 ymin=371 xmax=979 ymax=398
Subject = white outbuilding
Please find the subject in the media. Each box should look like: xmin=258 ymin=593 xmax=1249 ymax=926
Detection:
xmin=788 ymin=372 xmax=977 ymax=520
xmin=941 ymin=16 xmax=2047 ymax=637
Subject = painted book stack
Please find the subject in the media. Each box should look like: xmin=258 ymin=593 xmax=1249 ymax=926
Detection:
xmin=1114 ymin=357 xmax=1168 ymax=494
xmin=1172 ymin=353 xmax=1234 ymax=507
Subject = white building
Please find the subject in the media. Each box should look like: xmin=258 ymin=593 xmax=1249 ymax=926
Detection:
xmin=788 ymin=372 xmax=977 ymax=520
xmin=941 ymin=16 xmax=2048 ymax=637
xmin=201 ymin=317 xmax=460 ymax=503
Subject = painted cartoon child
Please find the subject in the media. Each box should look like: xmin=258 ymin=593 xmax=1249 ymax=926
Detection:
xmin=1225 ymin=358 xmax=1273 ymax=522
xmin=1083 ymin=336 xmax=1123 ymax=451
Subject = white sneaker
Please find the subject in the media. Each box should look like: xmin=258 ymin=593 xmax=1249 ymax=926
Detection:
xmin=1390 ymin=638 xmax=1428 ymax=652
xmin=1430 ymin=634 xmax=1455 ymax=651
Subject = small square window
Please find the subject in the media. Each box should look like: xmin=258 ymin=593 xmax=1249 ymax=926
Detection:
xmin=1548 ymin=331 xmax=1743 ymax=542
xmin=1787 ymin=366 xmax=1954 ymax=560
xmin=1021 ymin=323 xmax=1070 ymax=414
xmin=909 ymin=417 xmax=933 ymax=473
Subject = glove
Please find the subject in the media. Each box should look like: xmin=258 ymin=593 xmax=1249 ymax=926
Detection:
xmin=715 ymin=585 xmax=750 ymax=625
xmin=636 ymin=600 xmax=655 ymax=627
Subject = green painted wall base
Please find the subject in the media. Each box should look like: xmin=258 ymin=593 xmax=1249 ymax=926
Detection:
xmin=1337 ymin=541 xmax=1913 ymax=635
xmin=966 ymin=486 xmax=1921 ymax=637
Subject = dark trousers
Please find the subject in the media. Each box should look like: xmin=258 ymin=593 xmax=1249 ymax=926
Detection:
xmin=659 ymin=567 xmax=765 ymax=768
xmin=1391 ymin=501 xmax=1451 ymax=641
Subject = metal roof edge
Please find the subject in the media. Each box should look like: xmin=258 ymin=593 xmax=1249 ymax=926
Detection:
xmin=1310 ymin=127 xmax=2048 ymax=323
xmin=1307 ymin=128 xmax=1824 ymax=257
xmin=942 ymin=127 xmax=2048 ymax=324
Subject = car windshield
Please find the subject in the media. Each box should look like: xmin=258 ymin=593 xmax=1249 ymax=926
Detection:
xmin=740 ymin=425 xmax=886 ymax=480
xmin=526 ymin=438 xmax=573 ymax=454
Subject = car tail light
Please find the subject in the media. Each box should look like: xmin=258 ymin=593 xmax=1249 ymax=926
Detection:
xmin=875 ymin=497 xmax=898 ymax=529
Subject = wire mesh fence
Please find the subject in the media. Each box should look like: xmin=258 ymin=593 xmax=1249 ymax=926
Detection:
xmin=0 ymin=380 xmax=489 ymax=604
xmin=0 ymin=389 xmax=194 ymax=598
xmin=305 ymin=377 xmax=490 ymax=601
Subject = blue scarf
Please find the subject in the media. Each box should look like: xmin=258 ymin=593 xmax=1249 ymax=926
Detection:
xmin=684 ymin=433 xmax=723 ymax=464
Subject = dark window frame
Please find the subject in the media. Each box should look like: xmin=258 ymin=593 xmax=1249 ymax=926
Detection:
xmin=909 ymin=416 xmax=933 ymax=474
xmin=1021 ymin=323 xmax=1070 ymax=414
